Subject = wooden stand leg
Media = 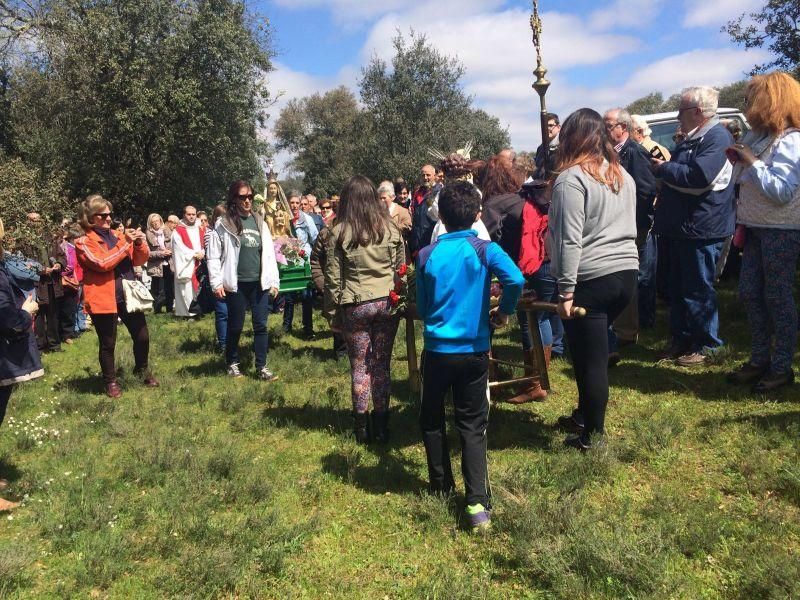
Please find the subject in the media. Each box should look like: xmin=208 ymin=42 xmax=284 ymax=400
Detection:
xmin=526 ymin=310 xmax=550 ymax=391
xmin=405 ymin=316 xmax=420 ymax=393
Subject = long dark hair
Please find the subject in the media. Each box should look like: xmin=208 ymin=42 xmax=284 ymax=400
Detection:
xmin=555 ymin=108 xmax=624 ymax=193
xmin=336 ymin=176 xmax=392 ymax=250
xmin=226 ymin=179 xmax=252 ymax=235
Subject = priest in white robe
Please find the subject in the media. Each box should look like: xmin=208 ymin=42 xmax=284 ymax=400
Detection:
xmin=171 ymin=205 xmax=206 ymax=317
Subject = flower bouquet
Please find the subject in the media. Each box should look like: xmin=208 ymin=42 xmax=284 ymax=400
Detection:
xmin=275 ymin=236 xmax=311 ymax=293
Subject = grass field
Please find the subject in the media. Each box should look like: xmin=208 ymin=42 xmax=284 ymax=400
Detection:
xmin=0 ymin=283 xmax=798 ymax=599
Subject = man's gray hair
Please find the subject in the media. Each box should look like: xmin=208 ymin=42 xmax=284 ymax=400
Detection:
xmin=681 ymin=86 xmax=719 ymax=118
xmin=377 ymin=181 xmax=395 ymax=197
xmin=287 ymin=189 xmax=302 ymax=200
xmin=631 ymin=114 xmax=651 ymax=137
xmin=607 ymin=107 xmax=633 ymax=132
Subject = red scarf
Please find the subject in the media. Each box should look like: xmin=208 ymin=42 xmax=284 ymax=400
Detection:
xmin=175 ymin=224 xmax=207 ymax=291
xmin=517 ymin=201 xmax=549 ymax=276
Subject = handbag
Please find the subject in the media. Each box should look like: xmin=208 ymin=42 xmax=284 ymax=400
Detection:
xmin=62 ymin=274 xmax=80 ymax=292
xmin=122 ymin=278 xmax=154 ymax=313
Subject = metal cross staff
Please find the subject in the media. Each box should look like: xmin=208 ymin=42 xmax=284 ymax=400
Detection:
xmin=531 ymin=0 xmax=551 ymax=172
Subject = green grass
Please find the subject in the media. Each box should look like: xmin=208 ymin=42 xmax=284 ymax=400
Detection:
xmin=0 ymin=283 xmax=798 ymax=599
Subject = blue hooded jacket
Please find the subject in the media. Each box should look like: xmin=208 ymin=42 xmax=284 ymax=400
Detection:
xmin=416 ymin=230 xmax=524 ymax=354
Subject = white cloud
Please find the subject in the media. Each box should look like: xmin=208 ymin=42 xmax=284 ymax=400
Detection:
xmin=590 ymin=0 xmax=664 ymax=31
xmin=682 ymin=0 xmax=763 ymax=29
xmin=270 ymin=0 xmax=502 ymax=27
xmin=263 ymin=2 xmax=771 ymax=167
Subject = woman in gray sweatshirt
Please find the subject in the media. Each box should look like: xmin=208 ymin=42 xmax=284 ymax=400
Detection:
xmin=548 ymin=108 xmax=639 ymax=450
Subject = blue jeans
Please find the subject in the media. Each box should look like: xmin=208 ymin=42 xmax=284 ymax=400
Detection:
xmin=214 ymin=296 xmax=228 ymax=351
xmin=517 ymin=261 xmax=565 ymax=356
xmin=283 ymin=288 xmax=314 ymax=333
xmin=638 ymin=232 xmax=657 ymax=328
xmin=74 ymin=285 xmax=87 ymax=332
xmin=668 ymin=238 xmax=724 ymax=352
xmin=225 ymin=281 xmax=271 ymax=369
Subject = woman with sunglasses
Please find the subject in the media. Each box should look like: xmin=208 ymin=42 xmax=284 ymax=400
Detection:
xmin=207 ymin=180 xmax=280 ymax=380
xmin=320 ymin=201 xmax=336 ymax=227
xmin=75 ymin=195 xmax=157 ymax=398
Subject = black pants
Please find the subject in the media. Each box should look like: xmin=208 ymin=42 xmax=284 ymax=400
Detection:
xmin=35 ymin=284 xmax=62 ymax=350
xmin=91 ymin=304 xmax=150 ymax=383
xmin=150 ymin=275 xmax=167 ymax=313
xmin=564 ymin=270 xmax=637 ymax=440
xmin=60 ymin=289 xmax=78 ymax=340
xmin=0 ymin=385 xmax=12 ymax=427
xmin=163 ymin=265 xmax=175 ymax=312
xmin=419 ymin=350 xmax=490 ymax=507
xmin=333 ymin=332 xmax=347 ymax=356
xmin=283 ymin=288 xmax=314 ymax=333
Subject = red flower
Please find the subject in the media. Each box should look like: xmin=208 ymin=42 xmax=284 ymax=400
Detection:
xmin=397 ymin=263 xmax=408 ymax=276
xmin=299 ymin=249 xmax=306 ymax=258
xmin=389 ymin=291 xmax=400 ymax=305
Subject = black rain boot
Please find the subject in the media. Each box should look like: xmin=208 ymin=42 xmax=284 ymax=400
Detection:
xmin=353 ymin=412 xmax=370 ymax=445
xmin=371 ymin=410 xmax=390 ymax=444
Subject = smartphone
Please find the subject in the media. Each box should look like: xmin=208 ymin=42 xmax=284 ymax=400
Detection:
xmin=649 ymin=145 xmax=665 ymax=161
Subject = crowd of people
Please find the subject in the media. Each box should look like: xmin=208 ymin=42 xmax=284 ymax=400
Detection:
xmin=1 ymin=73 xmax=799 ymax=532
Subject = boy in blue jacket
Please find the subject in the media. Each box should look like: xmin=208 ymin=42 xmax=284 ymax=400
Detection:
xmin=416 ymin=181 xmax=525 ymax=533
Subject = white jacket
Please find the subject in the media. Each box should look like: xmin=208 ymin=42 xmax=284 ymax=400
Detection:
xmin=206 ymin=212 xmax=280 ymax=293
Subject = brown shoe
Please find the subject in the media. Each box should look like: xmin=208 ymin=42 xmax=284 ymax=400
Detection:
xmin=106 ymin=381 xmax=122 ymax=398
xmin=675 ymin=352 xmax=708 ymax=367
xmin=506 ymin=346 xmax=550 ymax=404
xmin=143 ymin=374 xmax=159 ymax=387
xmin=726 ymin=362 xmax=769 ymax=385
xmin=752 ymin=369 xmax=794 ymax=394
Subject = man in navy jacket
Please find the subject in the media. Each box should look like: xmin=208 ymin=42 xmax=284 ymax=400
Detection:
xmin=652 ymin=86 xmax=735 ymax=366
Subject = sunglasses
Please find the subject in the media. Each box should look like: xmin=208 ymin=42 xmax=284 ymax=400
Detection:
xmin=321 ymin=205 xmax=332 ymax=210
xmin=94 ymin=212 xmax=113 ymax=219
xmin=236 ymin=193 xmax=254 ymax=201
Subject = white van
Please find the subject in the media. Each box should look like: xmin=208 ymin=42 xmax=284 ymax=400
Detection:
xmin=643 ymin=108 xmax=749 ymax=152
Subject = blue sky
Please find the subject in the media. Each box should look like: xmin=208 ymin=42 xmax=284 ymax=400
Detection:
xmin=255 ymin=0 xmax=769 ymax=171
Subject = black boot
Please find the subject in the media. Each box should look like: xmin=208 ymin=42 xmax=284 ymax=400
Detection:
xmin=353 ymin=412 xmax=370 ymax=445
xmin=371 ymin=410 xmax=390 ymax=444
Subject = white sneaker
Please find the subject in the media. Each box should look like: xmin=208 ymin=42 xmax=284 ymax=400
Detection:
xmin=258 ymin=366 xmax=278 ymax=382
xmin=227 ymin=363 xmax=243 ymax=378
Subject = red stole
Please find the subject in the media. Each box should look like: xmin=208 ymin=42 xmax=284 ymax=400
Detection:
xmin=175 ymin=224 xmax=207 ymax=291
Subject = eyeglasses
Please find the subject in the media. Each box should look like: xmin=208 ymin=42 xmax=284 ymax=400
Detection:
xmin=605 ymin=122 xmax=622 ymax=130
xmin=321 ymin=206 xmax=332 ymax=210
xmin=94 ymin=212 xmax=113 ymax=219
xmin=235 ymin=194 xmax=254 ymax=201
xmin=547 ymin=123 xmax=558 ymax=129
xmin=677 ymin=105 xmax=699 ymax=114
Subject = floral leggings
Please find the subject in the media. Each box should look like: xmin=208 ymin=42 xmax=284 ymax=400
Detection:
xmin=738 ymin=227 xmax=800 ymax=373
xmin=341 ymin=298 xmax=400 ymax=414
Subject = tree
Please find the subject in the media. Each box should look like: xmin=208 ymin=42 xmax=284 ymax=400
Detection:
xmin=358 ymin=32 xmax=509 ymax=184
xmin=3 ymin=0 xmax=273 ymax=219
xmin=625 ymin=92 xmax=680 ymax=115
xmin=274 ymin=31 xmax=510 ymax=191
xmin=626 ymin=80 xmax=748 ymax=115
xmin=274 ymin=86 xmax=363 ymax=198
xmin=725 ymin=0 xmax=800 ymax=77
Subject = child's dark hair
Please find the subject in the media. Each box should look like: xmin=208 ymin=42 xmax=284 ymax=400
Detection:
xmin=438 ymin=181 xmax=481 ymax=231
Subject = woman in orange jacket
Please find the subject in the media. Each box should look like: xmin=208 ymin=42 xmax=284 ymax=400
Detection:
xmin=75 ymin=195 xmax=158 ymax=398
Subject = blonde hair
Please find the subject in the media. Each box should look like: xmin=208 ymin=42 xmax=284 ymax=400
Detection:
xmin=147 ymin=213 xmax=163 ymax=231
xmin=745 ymin=72 xmax=800 ymax=135
xmin=78 ymin=194 xmax=113 ymax=232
